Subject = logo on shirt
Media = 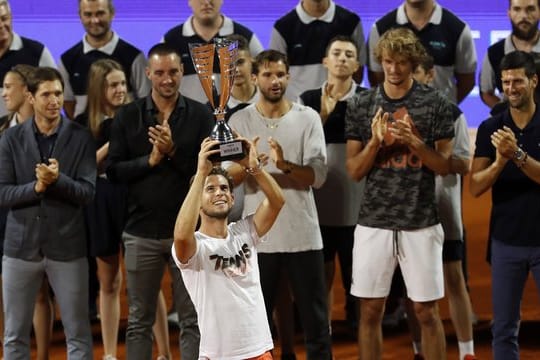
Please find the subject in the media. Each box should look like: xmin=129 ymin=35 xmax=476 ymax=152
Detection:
xmin=377 ymin=107 xmax=423 ymax=170
xmin=209 ymin=243 xmax=252 ymax=277
xmin=429 ymin=40 xmax=447 ymax=51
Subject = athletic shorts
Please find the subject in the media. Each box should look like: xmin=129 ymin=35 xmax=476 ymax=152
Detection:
xmin=351 ymin=224 xmax=444 ymax=302
xmin=201 ymin=350 xmax=272 ymax=360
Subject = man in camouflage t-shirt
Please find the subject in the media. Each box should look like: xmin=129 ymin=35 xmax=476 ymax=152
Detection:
xmin=345 ymin=28 xmax=454 ymax=360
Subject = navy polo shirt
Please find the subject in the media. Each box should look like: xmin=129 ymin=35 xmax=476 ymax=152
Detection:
xmin=474 ymin=107 xmax=540 ymax=247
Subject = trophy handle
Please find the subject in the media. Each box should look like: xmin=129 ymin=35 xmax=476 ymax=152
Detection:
xmin=217 ymin=43 xmax=238 ymax=111
xmin=189 ymin=43 xmax=216 ymax=108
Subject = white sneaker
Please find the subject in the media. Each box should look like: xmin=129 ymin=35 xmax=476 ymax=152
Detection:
xmin=103 ymin=355 xmax=118 ymax=360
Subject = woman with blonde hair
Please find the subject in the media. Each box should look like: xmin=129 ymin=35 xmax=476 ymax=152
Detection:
xmin=76 ymin=58 xmax=171 ymax=360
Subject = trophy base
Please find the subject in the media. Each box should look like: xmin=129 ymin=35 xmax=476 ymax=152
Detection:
xmin=209 ymin=139 xmax=246 ymax=162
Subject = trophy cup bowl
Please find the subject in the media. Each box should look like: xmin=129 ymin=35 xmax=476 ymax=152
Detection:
xmin=189 ymin=39 xmax=246 ymax=162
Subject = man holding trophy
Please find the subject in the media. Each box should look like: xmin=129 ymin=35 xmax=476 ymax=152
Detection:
xmin=106 ymin=43 xmax=214 ymax=360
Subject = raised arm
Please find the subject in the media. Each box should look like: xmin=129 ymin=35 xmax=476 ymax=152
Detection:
xmin=236 ymin=137 xmax=285 ymax=237
xmin=173 ymin=138 xmax=220 ymax=263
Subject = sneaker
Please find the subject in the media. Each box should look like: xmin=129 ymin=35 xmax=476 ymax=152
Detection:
xmin=156 ymin=356 xmax=169 ymax=360
xmin=463 ymin=355 xmax=477 ymax=360
xmin=103 ymin=355 xmax=117 ymax=360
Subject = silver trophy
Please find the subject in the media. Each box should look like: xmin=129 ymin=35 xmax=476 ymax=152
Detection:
xmin=189 ymin=39 xmax=246 ymax=162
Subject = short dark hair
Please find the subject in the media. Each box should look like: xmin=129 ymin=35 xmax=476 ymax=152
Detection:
xmin=78 ymin=0 xmax=114 ymax=14
xmin=417 ymin=53 xmax=435 ymax=72
xmin=325 ymin=35 xmax=359 ymax=57
xmin=147 ymin=43 xmax=182 ymax=63
xmin=252 ymin=49 xmax=289 ymax=75
xmin=26 ymin=67 xmax=64 ymax=95
xmin=500 ymin=51 xmax=537 ymax=78
xmin=208 ymin=167 xmax=234 ymax=190
xmin=508 ymin=0 xmax=540 ymax=9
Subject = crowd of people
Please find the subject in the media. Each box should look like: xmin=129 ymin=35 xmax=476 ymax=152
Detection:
xmin=0 ymin=0 xmax=540 ymax=360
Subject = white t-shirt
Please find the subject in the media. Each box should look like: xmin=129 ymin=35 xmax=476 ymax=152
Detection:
xmin=172 ymin=216 xmax=273 ymax=360
xmin=229 ymin=103 xmax=327 ymax=252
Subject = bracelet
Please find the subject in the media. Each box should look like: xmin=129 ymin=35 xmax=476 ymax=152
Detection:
xmin=517 ymin=152 xmax=528 ymax=168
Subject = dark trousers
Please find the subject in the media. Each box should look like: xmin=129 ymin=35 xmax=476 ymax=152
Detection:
xmin=259 ymin=250 xmax=332 ymax=360
xmin=491 ymin=240 xmax=540 ymax=360
xmin=320 ymin=225 xmax=356 ymax=320
xmin=123 ymin=233 xmax=199 ymax=360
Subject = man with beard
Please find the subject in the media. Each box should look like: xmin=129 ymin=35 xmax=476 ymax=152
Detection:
xmin=480 ymin=0 xmax=540 ymax=109
xmin=367 ymin=0 xmax=477 ymax=104
xmin=163 ymin=0 xmax=263 ymax=104
xmin=172 ymin=137 xmax=285 ymax=360
xmin=228 ymin=50 xmax=333 ymax=359
xmin=106 ymin=43 xmax=214 ymax=360
xmin=345 ymin=27 xmax=454 ymax=360
xmin=59 ymin=0 xmax=150 ymax=119
xmin=470 ymin=50 xmax=540 ymax=360
xmin=0 ymin=0 xmax=56 ymax=117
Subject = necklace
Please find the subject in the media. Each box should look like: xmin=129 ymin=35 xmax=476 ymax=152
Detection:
xmin=264 ymin=121 xmax=280 ymax=129
xmin=255 ymin=102 xmax=291 ymax=129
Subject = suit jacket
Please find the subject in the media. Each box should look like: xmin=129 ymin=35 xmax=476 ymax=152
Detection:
xmin=0 ymin=114 xmax=9 ymax=133
xmin=0 ymin=117 xmax=96 ymax=261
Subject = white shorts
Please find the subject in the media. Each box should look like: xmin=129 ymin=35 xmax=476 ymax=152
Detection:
xmin=350 ymin=224 xmax=444 ymax=302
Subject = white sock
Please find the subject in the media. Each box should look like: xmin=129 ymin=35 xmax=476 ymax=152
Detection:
xmin=412 ymin=341 xmax=422 ymax=355
xmin=458 ymin=340 xmax=474 ymax=359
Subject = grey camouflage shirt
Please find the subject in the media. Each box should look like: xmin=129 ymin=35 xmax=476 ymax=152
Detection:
xmin=345 ymin=82 xmax=454 ymax=230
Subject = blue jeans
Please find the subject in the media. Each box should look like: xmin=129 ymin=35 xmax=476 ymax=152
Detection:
xmin=491 ymin=240 xmax=540 ymax=360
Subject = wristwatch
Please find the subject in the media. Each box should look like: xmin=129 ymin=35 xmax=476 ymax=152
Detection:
xmin=514 ymin=147 xmax=526 ymax=161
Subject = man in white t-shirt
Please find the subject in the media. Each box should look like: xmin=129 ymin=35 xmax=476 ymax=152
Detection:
xmin=172 ymin=137 xmax=285 ymax=360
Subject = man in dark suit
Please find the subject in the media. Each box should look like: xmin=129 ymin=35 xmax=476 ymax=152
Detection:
xmin=107 ymin=43 xmax=214 ymax=360
xmin=0 ymin=67 xmax=96 ymax=359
